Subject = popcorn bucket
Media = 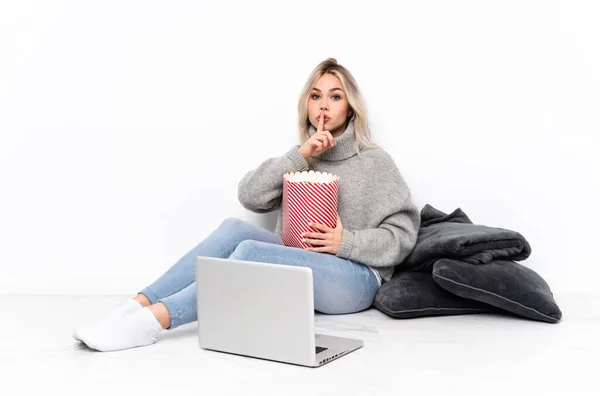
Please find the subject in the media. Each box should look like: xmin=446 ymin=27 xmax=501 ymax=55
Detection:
xmin=282 ymin=170 xmax=339 ymax=249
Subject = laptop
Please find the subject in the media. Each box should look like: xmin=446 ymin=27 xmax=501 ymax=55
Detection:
xmin=195 ymin=256 xmax=364 ymax=367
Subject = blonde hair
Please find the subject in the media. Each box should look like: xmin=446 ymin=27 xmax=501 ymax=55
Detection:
xmin=297 ymin=58 xmax=380 ymax=161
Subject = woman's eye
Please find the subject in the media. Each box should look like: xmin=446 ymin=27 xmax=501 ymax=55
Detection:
xmin=311 ymin=94 xmax=342 ymax=100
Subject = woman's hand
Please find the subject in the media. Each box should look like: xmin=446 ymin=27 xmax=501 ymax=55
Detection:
xmin=301 ymin=214 xmax=344 ymax=254
xmin=299 ymin=109 xmax=336 ymax=159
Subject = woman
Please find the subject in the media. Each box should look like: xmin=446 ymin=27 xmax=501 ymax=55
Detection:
xmin=72 ymin=58 xmax=421 ymax=352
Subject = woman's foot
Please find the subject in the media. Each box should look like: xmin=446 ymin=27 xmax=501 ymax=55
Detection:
xmin=148 ymin=302 xmax=171 ymax=329
xmin=76 ymin=307 xmax=165 ymax=352
xmin=72 ymin=298 xmax=144 ymax=341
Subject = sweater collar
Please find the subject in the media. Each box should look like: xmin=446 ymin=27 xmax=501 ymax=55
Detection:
xmin=308 ymin=117 xmax=360 ymax=161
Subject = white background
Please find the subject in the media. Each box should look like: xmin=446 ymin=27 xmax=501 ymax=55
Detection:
xmin=1 ymin=0 xmax=598 ymax=295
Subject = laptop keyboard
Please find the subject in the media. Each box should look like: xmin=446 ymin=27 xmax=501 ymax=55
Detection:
xmin=316 ymin=346 xmax=328 ymax=354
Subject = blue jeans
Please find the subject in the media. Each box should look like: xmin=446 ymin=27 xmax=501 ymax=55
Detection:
xmin=138 ymin=217 xmax=380 ymax=330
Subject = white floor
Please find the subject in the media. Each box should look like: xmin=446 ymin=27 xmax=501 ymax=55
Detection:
xmin=1 ymin=292 xmax=599 ymax=395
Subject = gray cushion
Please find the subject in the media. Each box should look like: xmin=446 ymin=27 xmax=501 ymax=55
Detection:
xmin=373 ymin=271 xmax=499 ymax=319
xmin=432 ymin=259 xmax=562 ymax=323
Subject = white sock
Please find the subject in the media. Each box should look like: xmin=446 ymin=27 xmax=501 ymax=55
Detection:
xmin=72 ymin=299 xmax=143 ymax=341
xmin=77 ymin=307 xmax=165 ymax=352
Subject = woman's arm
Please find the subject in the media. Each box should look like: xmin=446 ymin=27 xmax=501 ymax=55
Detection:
xmin=238 ymin=145 xmax=310 ymax=213
xmin=335 ymin=192 xmax=421 ymax=269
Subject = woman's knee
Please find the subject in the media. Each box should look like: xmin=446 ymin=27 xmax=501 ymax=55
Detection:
xmin=228 ymin=239 xmax=256 ymax=260
xmin=220 ymin=216 xmax=247 ymax=229
xmin=220 ymin=217 xmax=267 ymax=236
xmin=219 ymin=217 xmax=259 ymax=237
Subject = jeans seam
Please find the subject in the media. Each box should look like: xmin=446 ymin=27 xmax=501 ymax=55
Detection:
xmin=166 ymin=307 xmax=197 ymax=330
xmin=160 ymin=298 xmax=196 ymax=320
xmin=170 ymin=308 xmax=196 ymax=320
xmin=247 ymin=252 xmax=363 ymax=277
xmin=354 ymin=281 xmax=379 ymax=311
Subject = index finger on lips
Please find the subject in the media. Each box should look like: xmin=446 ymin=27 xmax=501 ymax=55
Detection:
xmin=318 ymin=109 xmax=324 ymax=132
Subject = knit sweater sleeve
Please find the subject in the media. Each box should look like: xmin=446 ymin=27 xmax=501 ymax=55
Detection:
xmin=334 ymin=158 xmax=421 ymax=269
xmin=238 ymin=145 xmax=310 ymax=213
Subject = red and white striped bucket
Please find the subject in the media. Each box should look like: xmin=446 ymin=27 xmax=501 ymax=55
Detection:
xmin=281 ymin=170 xmax=339 ymax=249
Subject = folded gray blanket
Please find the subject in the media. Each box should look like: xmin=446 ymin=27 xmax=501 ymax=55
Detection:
xmin=399 ymin=204 xmax=532 ymax=272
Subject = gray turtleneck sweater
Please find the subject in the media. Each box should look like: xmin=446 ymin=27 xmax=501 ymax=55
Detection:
xmin=237 ymin=118 xmax=421 ymax=283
